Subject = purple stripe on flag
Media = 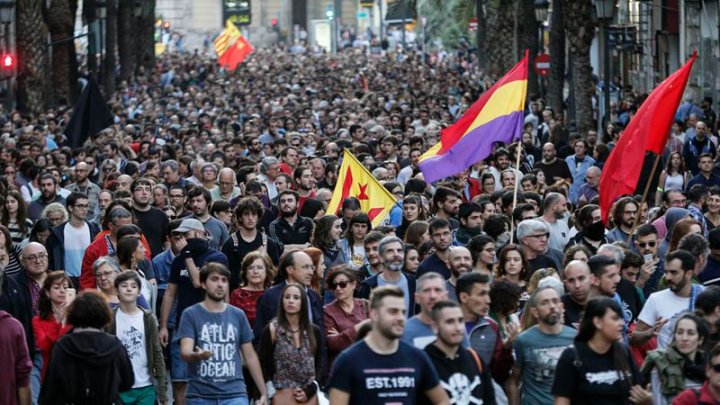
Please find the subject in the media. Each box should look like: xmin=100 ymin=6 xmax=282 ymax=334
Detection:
xmin=419 ymin=111 xmax=524 ymax=183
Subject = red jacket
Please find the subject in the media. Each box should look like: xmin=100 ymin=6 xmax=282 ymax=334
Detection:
xmin=32 ymin=316 xmax=71 ymax=380
xmin=80 ymin=232 xmax=151 ymax=290
xmin=673 ymin=381 xmax=720 ymax=404
xmin=461 ymin=178 xmax=483 ymax=202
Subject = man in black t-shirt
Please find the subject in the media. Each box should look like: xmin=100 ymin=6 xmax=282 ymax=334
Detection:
xmin=423 ymin=301 xmax=495 ymax=405
xmin=328 ymin=285 xmax=448 ymax=404
xmin=131 ymin=177 xmax=169 ymax=257
xmin=562 ymin=260 xmax=592 ymax=328
xmin=221 ymin=196 xmax=281 ymax=288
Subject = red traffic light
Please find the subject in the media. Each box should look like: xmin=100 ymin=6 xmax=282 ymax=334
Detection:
xmin=2 ymin=53 xmax=14 ymax=68
xmin=271 ymin=18 xmax=278 ymax=27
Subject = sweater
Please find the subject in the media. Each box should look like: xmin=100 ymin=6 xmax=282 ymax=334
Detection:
xmin=0 ymin=311 xmax=32 ymax=405
xmin=32 ymin=316 xmax=72 ymax=380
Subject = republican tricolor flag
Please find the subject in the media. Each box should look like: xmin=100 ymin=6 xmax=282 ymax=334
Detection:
xmin=418 ymin=52 xmax=529 ymax=183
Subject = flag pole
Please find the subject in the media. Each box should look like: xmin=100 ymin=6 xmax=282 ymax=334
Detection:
xmin=509 ymin=141 xmax=523 ymax=245
xmin=626 ymin=152 xmax=661 ymax=244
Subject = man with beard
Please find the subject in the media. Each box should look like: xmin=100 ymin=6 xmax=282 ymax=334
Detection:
xmin=357 ymin=236 xmax=417 ymax=316
xmin=577 ymin=166 xmax=600 ymax=207
xmin=539 ymin=193 xmax=569 ymax=252
xmin=422 ymin=300 xmax=496 ymax=405
xmin=454 ymin=203 xmax=484 ymax=245
xmin=432 ymin=187 xmax=461 ymax=230
xmin=328 ymin=285 xmax=448 ymax=405
xmin=159 ymin=218 xmax=228 ymax=405
xmin=401 ymin=272 xmax=448 ymax=349
xmin=67 ymin=161 xmax=102 ymax=222
xmin=28 ymin=173 xmax=66 ymax=222
xmin=533 ymin=143 xmax=571 ymax=189
xmin=269 ymin=190 xmax=314 ymax=251
xmin=416 ymin=218 xmax=454 ymax=279
xmin=606 ymin=196 xmax=639 ymax=243
xmin=635 ymin=249 xmax=705 ymax=349
xmin=508 ymin=286 xmax=575 ymax=405
xmin=561 ymin=260 xmax=593 ymax=327
xmin=445 ymin=246 xmax=473 ymax=302
xmin=187 ymin=187 xmax=229 ymax=251
xmin=178 ymin=263 xmax=267 ymax=404
xmin=131 ymin=178 xmax=170 ymax=257
xmin=244 ymin=136 xmax=264 ymax=161
xmin=293 ymin=166 xmax=316 ymax=212
xmin=356 ymin=231 xmax=385 ymax=282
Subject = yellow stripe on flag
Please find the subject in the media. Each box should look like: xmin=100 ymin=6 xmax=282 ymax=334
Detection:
xmin=327 ymin=150 xmax=397 ymax=227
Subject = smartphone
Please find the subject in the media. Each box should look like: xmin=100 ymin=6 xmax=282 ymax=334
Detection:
xmin=65 ymin=288 xmax=77 ymax=305
xmin=643 ymin=254 xmax=654 ymax=264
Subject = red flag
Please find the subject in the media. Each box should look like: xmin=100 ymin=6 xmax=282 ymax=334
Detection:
xmin=218 ymin=35 xmax=254 ymax=70
xmin=599 ymin=51 xmax=697 ymax=224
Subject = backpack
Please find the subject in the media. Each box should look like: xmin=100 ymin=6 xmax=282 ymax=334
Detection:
xmin=231 ymin=231 xmax=267 ymax=255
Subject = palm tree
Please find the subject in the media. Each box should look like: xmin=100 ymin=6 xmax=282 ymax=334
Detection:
xmin=17 ymin=0 xmax=50 ymax=114
xmin=563 ymin=0 xmax=595 ymax=133
xmin=547 ymin=0 xmax=565 ymax=116
xmin=102 ymin=0 xmax=117 ymax=96
xmin=45 ymin=0 xmax=78 ymax=105
xmin=484 ymin=0 xmax=516 ymax=77
xmin=517 ymin=0 xmax=539 ymax=97
xmin=117 ymin=0 xmax=134 ymax=83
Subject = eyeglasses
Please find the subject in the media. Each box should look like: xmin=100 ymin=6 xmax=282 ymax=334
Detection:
xmin=96 ymin=271 xmax=116 ymax=279
xmin=24 ymin=253 xmax=48 ymax=262
xmin=170 ymin=194 xmax=185 ymax=199
xmin=637 ymin=241 xmax=657 ymax=248
xmin=329 ymin=280 xmax=350 ymax=290
xmin=527 ymin=233 xmax=549 ymax=240
xmin=712 ymin=363 xmax=720 ymax=373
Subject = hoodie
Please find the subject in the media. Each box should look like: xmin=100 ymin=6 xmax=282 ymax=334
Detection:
xmin=658 ymin=207 xmax=691 ymax=258
xmin=0 ymin=311 xmax=32 ymax=405
xmin=39 ymin=330 xmax=134 ymax=405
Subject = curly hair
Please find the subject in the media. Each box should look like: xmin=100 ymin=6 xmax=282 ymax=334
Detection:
xmin=490 ymin=278 xmax=522 ymax=316
xmin=496 ymin=244 xmax=532 ymax=282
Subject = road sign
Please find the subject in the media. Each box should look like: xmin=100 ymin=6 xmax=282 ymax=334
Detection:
xmin=468 ymin=17 xmax=478 ymax=31
xmin=357 ymin=11 xmax=368 ymax=18
xmin=534 ymin=54 xmax=551 ymax=77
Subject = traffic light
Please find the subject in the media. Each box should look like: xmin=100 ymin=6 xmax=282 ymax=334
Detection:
xmin=271 ymin=18 xmax=279 ymax=32
xmin=1 ymin=53 xmax=15 ymax=79
xmin=325 ymin=3 xmax=334 ymax=20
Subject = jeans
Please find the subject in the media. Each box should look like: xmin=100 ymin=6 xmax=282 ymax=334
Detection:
xmin=31 ymin=352 xmax=42 ymax=405
xmin=186 ymin=397 xmax=249 ymax=405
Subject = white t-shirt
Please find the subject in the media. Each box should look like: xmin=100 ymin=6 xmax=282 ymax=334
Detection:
xmin=63 ymin=222 xmax=90 ymax=277
xmin=116 ymin=309 xmax=152 ymax=388
xmin=637 ymin=287 xmax=702 ymax=349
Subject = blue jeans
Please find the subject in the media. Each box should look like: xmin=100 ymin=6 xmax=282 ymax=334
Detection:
xmin=186 ymin=397 xmax=249 ymax=405
xmin=31 ymin=352 xmax=42 ymax=405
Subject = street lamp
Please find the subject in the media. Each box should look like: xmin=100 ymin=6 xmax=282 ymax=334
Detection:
xmin=594 ymin=0 xmax=615 ymax=130
xmin=0 ymin=0 xmax=13 ymax=111
xmin=534 ymin=0 xmax=549 ymax=95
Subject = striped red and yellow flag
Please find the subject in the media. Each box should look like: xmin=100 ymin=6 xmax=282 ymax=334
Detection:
xmin=214 ymin=20 xmax=241 ymax=57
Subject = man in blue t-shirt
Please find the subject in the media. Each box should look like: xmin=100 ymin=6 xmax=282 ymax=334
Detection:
xmin=177 ymin=262 xmax=267 ymax=404
xmin=328 ymin=285 xmax=448 ymax=404
xmin=508 ymin=285 xmax=576 ymax=404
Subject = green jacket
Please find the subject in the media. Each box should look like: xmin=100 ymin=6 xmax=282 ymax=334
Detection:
xmin=641 ymin=347 xmax=689 ymax=396
xmin=107 ymin=307 xmax=169 ymax=402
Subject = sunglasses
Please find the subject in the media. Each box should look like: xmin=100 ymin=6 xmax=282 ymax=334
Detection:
xmin=712 ymin=363 xmax=720 ymax=373
xmin=637 ymin=241 xmax=657 ymax=248
xmin=329 ymin=280 xmax=350 ymax=290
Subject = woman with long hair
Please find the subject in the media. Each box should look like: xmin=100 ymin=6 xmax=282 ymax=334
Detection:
xmin=311 ymin=215 xmax=347 ymax=272
xmin=323 ymin=268 xmax=370 ymax=369
xmin=395 ymin=194 xmax=427 ymax=239
xmin=706 ymin=187 xmax=720 ymax=230
xmin=0 ymin=224 xmax=22 ymax=274
xmin=2 ymin=189 xmax=32 ymax=246
xmin=230 ymin=252 xmax=276 ymax=328
xmin=404 ymin=220 xmax=430 ymax=250
xmin=116 ymin=236 xmax=153 ymax=309
xmin=32 ymin=271 xmax=73 ymax=380
xmin=655 ymin=152 xmax=688 ymax=206
xmin=337 ymin=212 xmax=372 ymax=271
xmin=489 ymin=279 xmax=521 ymax=342
xmin=260 ymin=283 xmax=322 ymax=404
xmin=668 ymin=217 xmax=702 ymax=252
xmin=467 ymin=234 xmax=496 ymax=277
xmin=566 ymin=204 xmax=606 ymax=254
xmin=403 ymin=244 xmax=420 ymax=275
xmin=303 ymin=247 xmax=327 ymax=298
xmin=495 ymin=244 xmax=532 ymax=296
xmin=552 ymin=298 xmax=650 ymax=404
xmin=641 ymin=313 xmax=708 ymax=404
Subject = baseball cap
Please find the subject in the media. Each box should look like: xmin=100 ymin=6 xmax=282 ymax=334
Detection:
xmin=175 ymin=218 xmax=205 ymax=234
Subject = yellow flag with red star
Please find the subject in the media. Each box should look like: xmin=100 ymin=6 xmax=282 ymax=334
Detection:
xmin=327 ymin=149 xmax=397 ymax=227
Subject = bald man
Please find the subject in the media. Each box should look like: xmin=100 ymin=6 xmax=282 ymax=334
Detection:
xmin=577 ymin=166 xmax=601 ymax=207
xmin=446 ymin=246 xmax=473 ymax=302
xmin=562 ymin=259 xmax=592 ymax=327
xmin=533 ymin=143 xmax=572 ymax=189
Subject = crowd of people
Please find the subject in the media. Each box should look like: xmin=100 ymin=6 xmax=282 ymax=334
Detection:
xmin=2 ymin=41 xmax=720 ymax=405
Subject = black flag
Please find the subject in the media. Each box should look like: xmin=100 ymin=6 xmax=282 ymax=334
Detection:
xmin=63 ymin=75 xmax=113 ymax=148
